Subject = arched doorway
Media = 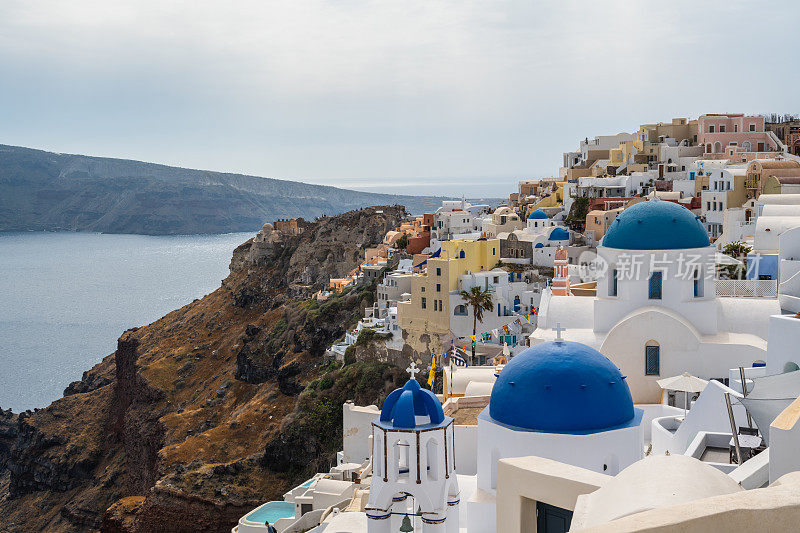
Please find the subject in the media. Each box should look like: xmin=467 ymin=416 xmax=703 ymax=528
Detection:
xmin=714 ymin=141 xmax=722 ymax=153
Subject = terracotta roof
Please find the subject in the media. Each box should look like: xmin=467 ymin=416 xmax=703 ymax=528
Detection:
xmin=774 ymin=176 xmax=800 ymax=185
xmin=754 ymin=160 xmax=800 ymax=169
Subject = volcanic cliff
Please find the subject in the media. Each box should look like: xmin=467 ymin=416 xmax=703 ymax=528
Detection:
xmin=0 ymin=206 xmax=410 ymax=532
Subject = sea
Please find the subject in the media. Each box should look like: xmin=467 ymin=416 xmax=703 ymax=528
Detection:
xmin=0 ymin=231 xmax=252 ymax=412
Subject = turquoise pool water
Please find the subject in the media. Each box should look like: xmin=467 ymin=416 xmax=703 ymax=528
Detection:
xmin=245 ymin=501 xmax=295 ymax=524
xmin=301 ymin=479 xmax=315 ymax=487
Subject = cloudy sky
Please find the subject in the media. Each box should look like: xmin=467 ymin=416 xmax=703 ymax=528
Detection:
xmin=1 ymin=1 xmax=798 ymax=195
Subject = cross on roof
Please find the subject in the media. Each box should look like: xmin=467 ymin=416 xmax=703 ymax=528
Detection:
xmin=553 ymin=322 xmax=566 ymax=343
xmin=406 ymin=361 xmax=420 ymax=380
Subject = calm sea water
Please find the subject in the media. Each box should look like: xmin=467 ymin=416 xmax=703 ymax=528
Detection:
xmin=0 ymin=232 xmax=251 ymax=412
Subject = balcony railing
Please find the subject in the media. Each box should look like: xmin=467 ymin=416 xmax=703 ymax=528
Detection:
xmin=715 ymin=279 xmax=777 ymax=298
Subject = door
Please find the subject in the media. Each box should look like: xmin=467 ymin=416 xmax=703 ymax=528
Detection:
xmin=537 ymin=501 xmax=573 ymax=533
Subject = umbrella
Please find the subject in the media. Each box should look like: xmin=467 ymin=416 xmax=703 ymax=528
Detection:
xmin=657 ymin=372 xmax=708 ymax=416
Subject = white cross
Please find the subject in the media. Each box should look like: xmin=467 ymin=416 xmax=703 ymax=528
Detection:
xmin=406 ymin=361 xmax=420 ymax=379
xmin=552 ymin=322 xmax=566 ymax=342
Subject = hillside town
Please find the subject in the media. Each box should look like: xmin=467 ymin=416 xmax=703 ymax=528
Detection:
xmin=233 ymin=113 xmax=800 ymax=532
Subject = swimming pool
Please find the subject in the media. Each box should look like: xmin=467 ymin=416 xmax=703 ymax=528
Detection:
xmin=244 ymin=501 xmax=295 ymax=524
xmin=301 ymin=478 xmax=315 ymax=487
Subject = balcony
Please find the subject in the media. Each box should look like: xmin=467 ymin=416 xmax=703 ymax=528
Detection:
xmin=715 ymin=279 xmax=777 ymax=298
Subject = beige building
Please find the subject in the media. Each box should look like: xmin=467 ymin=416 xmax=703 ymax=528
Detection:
xmin=746 ymin=159 xmax=800 ymax=196
xmin=397 ymin=238 xmax=501 ymax=353
xmin=585 ymin=208 xmax=623 ymax=241
xmin=482 ymin=207 xmax=523 ymax=238
xmin=635 ymin=117 xmax=698 ymax=150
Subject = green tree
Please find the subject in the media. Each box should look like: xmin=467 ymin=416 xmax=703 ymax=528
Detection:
xmin=721 ymin=241 xmax=752 ymax=279
xmin=564 ymin=197 xmax=590 ymax=231
xmin=459 ymin=286 xmax=494 ymax=364
xmin=396 ymin=233 xmax=408 ymax=250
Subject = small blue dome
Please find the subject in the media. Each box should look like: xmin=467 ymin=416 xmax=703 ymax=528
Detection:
xmin=535 ymin=242 xmax=544 ymax=249
xmin=602 ymin=201 xmax=710 ymax=250
xmin=489 ymin=341 xmax=634 ymax=432
xmin=380 ymin=379 xmax=445 ymax=429
xmin=528 ymin=210 xmax=548 ymax=220
xmin=548 ymin=227 xmax=569 ymax=241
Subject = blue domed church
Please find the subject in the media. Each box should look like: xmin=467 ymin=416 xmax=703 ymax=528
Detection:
xmin=528 ymin=198 xmax=778 ymax=405
xmin=466 ymin=337 xmax=644 ymax=533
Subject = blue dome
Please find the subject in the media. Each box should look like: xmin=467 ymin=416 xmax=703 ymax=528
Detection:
xmin=489 ymin=341 xmax=634 ymax=432
xmin=548 ymin=227 xmax=569 ymax=241
xmin=535 ymin=242 xmax=544 ymax=249
xmin=528 ymin=210 xmax=548 ymax=220
xmin=380 ymin=379 xmax=445 ymax=429
xmin=602 ymin=200 xmax=710 ymax=250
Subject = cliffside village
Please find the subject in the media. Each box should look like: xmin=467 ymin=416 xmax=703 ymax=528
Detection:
xmin=234 ymin=114 xmax=800 ymax=533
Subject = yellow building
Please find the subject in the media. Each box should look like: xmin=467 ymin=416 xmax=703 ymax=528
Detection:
xmin=397 ymin=238 xmax=501 ymax=351
xmin=530 ymin=182 xmax=566 ymax=210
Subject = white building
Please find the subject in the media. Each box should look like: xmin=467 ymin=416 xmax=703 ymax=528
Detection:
xmin=531 ymin=199 xmax=780 ymax=403
xmin=700 ymin=165 xmax=746 ymax=239
xmin=448 ymin=269 xmax=539 ymax=351
xmin=429 ymin=199 xmax=489 ymax=250
xmin=466 ymin=337 xmax=644 ymax=533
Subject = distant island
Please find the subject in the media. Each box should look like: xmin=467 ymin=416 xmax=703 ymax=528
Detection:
xmin=0 ymin=144 xmax=471 ymax=235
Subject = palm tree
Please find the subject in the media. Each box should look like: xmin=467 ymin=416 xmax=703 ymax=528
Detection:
xmin=459 ymin=285 xmax=494 ymax=365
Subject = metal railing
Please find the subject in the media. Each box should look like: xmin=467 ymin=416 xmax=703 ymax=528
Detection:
xmin=715 ymin=279 xmax=777 ymax=298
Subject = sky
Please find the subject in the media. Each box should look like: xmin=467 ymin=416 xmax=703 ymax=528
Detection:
xmin=1 ymin=0 xmax=799 ymax=196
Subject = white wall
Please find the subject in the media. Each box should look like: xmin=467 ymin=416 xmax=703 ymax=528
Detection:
xmin=766 ymin=315 xmax=800 ymax=375
xmin=770 ymin=398 xmax=800 ymax=484
xmin=455 ymin=425 xmax=478 ymax=475
xmin=476 ymin=411 xmax=642 ymax=493
xmin=342 ymin=402 xmax=379 ymax=465
xmin=595 ymin=246 xmax=718 ymax=335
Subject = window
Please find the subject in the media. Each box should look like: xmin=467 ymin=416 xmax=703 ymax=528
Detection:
xmin=749 ymin=123 xmax=756 ymax=132
xmin=709 ymin=125 xmax=715 ymax=133
xmin=459 ymin=250 xmax=465 ymax=259
xmin=719 ymin=125 xmax=726 ymax=133
xmin=610 ymin=268 xmax=618 ymax=297
xmin=645 ymin=345 xmax=660 ymax=376
xmin=707 ymin=201 xmax=711 ymax=211
xmin=421 ymin=297 xmax=427 ymax=309
xmin=734 ymin=124 xmax=738 ymax=133
xmin=436 ymin=283 xmax=441 ymax=292
xmin=454 ymin=304 xmax=468 ymax=316
xmin=694 ymin=268 xmax=704 ymax=297
xmin=649 ymin=271 xmax=663 ymax=300
xmin=436 ymin=268 xmax=441 ymax=276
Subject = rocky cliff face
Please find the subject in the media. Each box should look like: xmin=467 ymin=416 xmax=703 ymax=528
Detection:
xmin=0 ymin=205 xmax=407 ymax=532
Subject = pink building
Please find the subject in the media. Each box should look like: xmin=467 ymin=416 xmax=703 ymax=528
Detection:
xmin=698 ymin=114 xmax=779 ymax=158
